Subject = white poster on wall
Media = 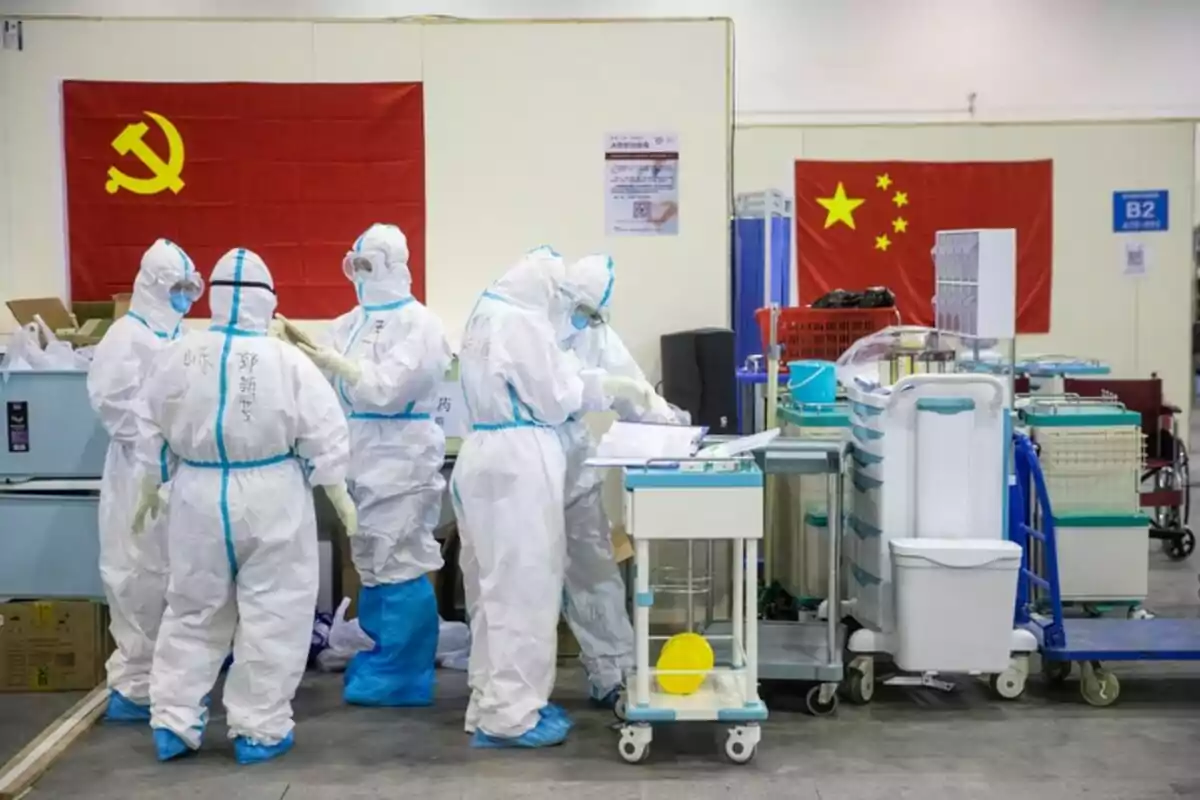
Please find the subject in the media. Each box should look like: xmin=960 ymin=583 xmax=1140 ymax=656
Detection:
xmin=604 ymin=132 xmax=679 ymax=236
xmin=1122 ymin=239 xmax=1151 ymax=277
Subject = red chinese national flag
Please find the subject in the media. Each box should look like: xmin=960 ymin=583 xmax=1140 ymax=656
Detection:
xmin=794 ymin=160 xmax=1053 ymax=333
xmin=63 ymin=81 xmax=425 ymax=318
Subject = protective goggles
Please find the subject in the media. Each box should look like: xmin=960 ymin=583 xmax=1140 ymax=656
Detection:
xmin=343 ymin=250 xmax=386 ymax=282
xmin=209 ymin=278 xmax=276 ymax=295
xmin=169 ymin=275 xmax=205 ymax=302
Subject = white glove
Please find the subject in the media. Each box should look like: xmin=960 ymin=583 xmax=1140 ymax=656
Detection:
xmin=267 ymin=317 xmax=287 ymax=340
xmin=273 ymin=314 xmax=317 ymax=348
xmin=131 ymin=476 xmax=164 ymax=535
xmin=603 ymin=374 xmax=655 ymax=407
xmin=323 ymin=482 xmax=359 ymax=537
xmin=299 ymin=344 xmax=362 ymax=385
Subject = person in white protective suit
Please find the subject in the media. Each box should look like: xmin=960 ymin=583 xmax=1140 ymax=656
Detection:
xmin=86 ymin=238 xmax=203 ymax=722
xmin=451 ymin=246 xmax=654 ymax=748
xmin=131 ymin=247 xmax=355 ymax=765
xmin=290 ymin=223 xmax=452 ymax=707
xmin=555 ymin=255 xmax=680 ymax=710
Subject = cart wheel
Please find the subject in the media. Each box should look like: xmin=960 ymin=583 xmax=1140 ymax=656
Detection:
xmin=844 ymin=666 xmax=875 ymax=705
xmin=804 ymin=684 xmax=839 ymax=717
xmin=1042 ymin=659 xmax=1072 ymax=686
xmin=617 ymin=725 xmax=651 ymax=764
xmin=612 ymin=692 xmax=627 ymax=722
xmin=1168 ymin=529 xmax=1196 ymax=561
xmin=1080 ymin=663 xmax=1120 ymax=707
xmin=989 ymin=668 xmax=1025 ymax=700
xmin=1082 ymin=604 xmax=1103 ymax=618
xmin=724 ymin=726 xmax=758 ymax=765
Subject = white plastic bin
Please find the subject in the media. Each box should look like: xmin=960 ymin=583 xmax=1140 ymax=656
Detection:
xmin=1054 ymin=515 xmax=1150 ymax=602
xmin=890 ymin=538 xmax=1021 ymax=673
xmin=802 ymin=511 xmax=829 ymax=599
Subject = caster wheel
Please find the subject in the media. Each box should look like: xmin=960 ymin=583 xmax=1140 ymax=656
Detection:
xmin=989 ymin=669 xmax=1025 ymax=700
xmin=844 ymin=666 xmax=875 ymax=705
xmin=1042 ymin=659 xmax=1072 ymax=686
xmin=612 ymin=693 xmax=627 ymax=722
xmin=1168 ymin=529 xmax=1195 ymax=561
xmin=1080 ymin=663 xmax=1120 ymax=707
xmin=1082 ymin=604 xmax=1103 ymax=618
xmin=724 ymin=728 xmax=757 ymax=765
xmin=617 ymin=726 xmax=651 ymax=764
xmin=804 ymin=684 xmax=839 ymax=716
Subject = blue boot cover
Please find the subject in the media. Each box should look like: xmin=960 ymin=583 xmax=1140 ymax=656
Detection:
xmin=234 ymin=731 xmax=295 ymax=765
xmin=343 ymin=577 xmax=438 ymax=707
xmin=588 ymin=685 xmax=621 ymax=710
xmin=541 ymin=703 xmax=574 ymax=732
xmin=153 ymin=728 xmax=194 ymax=762
xmin=469 ymin=713 xmax=570 ymax=749
xmin=105 ymin=691 xmax=151 ymax=722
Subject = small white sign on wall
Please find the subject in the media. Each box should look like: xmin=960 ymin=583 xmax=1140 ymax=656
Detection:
xmin=1122 ymin=239 xmax=1151 ymax=278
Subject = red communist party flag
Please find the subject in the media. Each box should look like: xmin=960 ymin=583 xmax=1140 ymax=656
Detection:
xmin=794 ymin=160 xmax=1053 ymax=333
xmin=63 ymin=81 xmax=425 ymax=318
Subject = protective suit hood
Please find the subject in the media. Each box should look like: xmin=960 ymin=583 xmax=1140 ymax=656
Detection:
xmin=487 ymin=246 xmax=565 ymax=312
xmin=349 ymin=223 xmax=413 ymax=308
xmin=210 ymin=248 xmax=276 ymax=334
xmin=129 ymin=239 xmax=194 ymax=336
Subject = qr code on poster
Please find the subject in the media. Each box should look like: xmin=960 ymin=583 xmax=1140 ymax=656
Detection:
xmin=632 ymin=201 xmax=651 ymax=220
xmin=1127 ymin=247 xmax=1145 ymax=269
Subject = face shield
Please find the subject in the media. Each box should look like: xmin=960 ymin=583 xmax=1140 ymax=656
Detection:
xmin=167 ymin=273 xmax=204 ymax=314
xmin=343 ymin=250 xmax=387 ymax=283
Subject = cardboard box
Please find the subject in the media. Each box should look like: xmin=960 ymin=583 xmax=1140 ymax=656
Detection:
xmin=0 ymin=600 xmax=112 ymax=692
xmin=6 ymin=296 xmax=124 ymax=347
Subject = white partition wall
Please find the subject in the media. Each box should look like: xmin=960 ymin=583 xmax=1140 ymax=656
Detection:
xmin=736 ymin=122 xmax=1196 ymax=423
xmin=0 ymin=18 xmax=732 ymax=374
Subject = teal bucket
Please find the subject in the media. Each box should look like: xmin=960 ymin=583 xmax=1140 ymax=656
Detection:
xmin=787 ymin=360 xmax=836 ymax=404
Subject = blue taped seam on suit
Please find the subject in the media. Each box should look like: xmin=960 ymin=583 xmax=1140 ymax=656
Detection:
xmin=212 ymin=248 xmax=245 ymax=578
xmin=126 ymin=311 xmax=172 ymax=340
xmin=159 ymin=441 xmax=171 ymax=483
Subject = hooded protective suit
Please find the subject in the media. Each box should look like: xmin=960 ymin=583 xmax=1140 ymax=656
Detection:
xmin=555 ymin=255 xmax=678 ymax=704
xmin=450 ymin=247 xmax=611 ymax=745
xmin=315 ymin=223 xmax=451 ymax=707
xmin=135 ymin=248 xmax=350 ymax=764
xmin=86 ymin=238 xmax=199 ymax=720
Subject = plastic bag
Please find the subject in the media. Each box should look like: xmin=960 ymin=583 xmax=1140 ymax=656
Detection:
xmin=314 ymin=597 xmax=375 ymax=672
xmin=1 ymin=323 xmax=44 ymax=371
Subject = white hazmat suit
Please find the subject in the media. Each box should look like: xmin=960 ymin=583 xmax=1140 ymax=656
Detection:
xmin=556 ymin=255 xmax=676 ymax=705
xmin=87 ymin=238 xmax=199 ymax=721
xmin=135 ymin=248 xmax=351 ymax=765
xmin=450 ymin=247 xmax=613 ymax=746
xmin=304 ymin=223 xmax=451 ymax=707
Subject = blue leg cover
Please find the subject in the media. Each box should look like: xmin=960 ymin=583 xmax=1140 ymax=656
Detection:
xmin=153 ymin=728 xmax=194 ymax=762
xmin=234 ymin=731 xmax=295 ymax=765
xmin=343 ymin=577 xmax=438 ymax=707
xmin=105 ymin=691 xmax=151 ymax=722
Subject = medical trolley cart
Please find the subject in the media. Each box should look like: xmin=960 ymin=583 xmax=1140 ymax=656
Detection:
xmin=615 ymin=456 xmax=767 ymax=765
xmin=1012 ymin=432 xmax=1200 ymax=706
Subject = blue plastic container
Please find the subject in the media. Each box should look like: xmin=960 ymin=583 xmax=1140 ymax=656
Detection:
xmin=786 ymin=360 xmax=836 ymax=404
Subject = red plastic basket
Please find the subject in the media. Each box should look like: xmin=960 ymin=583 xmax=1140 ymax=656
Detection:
xmin=755 ymin=306 xmax=899 ymax=365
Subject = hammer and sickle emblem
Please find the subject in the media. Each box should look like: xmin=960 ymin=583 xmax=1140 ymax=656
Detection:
xmin=105 ymin=111 xmax=186 ymax=196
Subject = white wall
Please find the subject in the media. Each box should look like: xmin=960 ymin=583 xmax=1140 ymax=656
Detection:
xmin=8 ymin=0 xmax=1200 ymax=122
xmin=0 ymin=18 xmax=731 ymax=374
xmin=736 ymin=122 xmax=1197 ymax=422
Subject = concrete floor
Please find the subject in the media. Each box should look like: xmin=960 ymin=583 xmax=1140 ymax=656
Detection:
xmin=10 ymin=421 xmax=1200 ymax=799
xmin=0 ymin=690 xmax=84 ymax=765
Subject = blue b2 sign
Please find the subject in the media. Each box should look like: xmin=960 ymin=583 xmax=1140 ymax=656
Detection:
xmin=1113 ymin=190 xmax=1169 ymax=232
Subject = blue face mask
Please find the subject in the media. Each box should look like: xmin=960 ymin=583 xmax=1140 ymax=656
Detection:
xmin=570 ymin=310 xmax=591 ymax=331
xmin=169 ymin=290 xmax=193 ymax=315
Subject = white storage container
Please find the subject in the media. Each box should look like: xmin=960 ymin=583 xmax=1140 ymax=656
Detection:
xmin=890 ymin=538 xmax=1022 ymax=673
xmin=803 ymin=511 xmax=830 ymax=599
xmin=1053 ymin=515 xmax=1150 ymax=602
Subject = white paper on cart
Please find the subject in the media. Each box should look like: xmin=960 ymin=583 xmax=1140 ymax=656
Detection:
xmin=695 ymin=428 xmax=780 ymax=458
xmin=587 ymin=420 xmax=708 ymax=467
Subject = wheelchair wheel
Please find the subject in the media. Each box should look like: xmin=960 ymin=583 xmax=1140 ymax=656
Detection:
xmin=1168 ymin=528 xmax=1195 ymax=561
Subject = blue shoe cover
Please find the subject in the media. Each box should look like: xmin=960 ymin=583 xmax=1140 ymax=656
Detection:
xmin=469 ymin=715 xmax=569 ymax=749
xmin=541 ymin=703 xmax=574 ymax=732
xmin=234 ymin=732 xmax=295 ymax=765
xmin=153 ymin=728 xmax=194 ymax=762
xmin=105 ymin=691 xmax=151 ymax=722
xmin=344 ymin=578 xmax=438 ymax=707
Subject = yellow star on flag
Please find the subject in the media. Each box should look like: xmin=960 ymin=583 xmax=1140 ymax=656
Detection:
xmin=875 ymin=234 xmax=892 ymax=252
xmin=892 ymin=217 xmax=908 ymax=234
xmin=875 ymin=173 xmax=893 ymax=190
xmin=892 ymin=191 xmax=909 ymax=208
xmin=816 ymin=182 xmax=865 ymax=230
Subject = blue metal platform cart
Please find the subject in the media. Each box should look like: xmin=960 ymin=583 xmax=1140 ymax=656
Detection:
xmin=1012 ymin=431 xmax=1200 ymax=707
